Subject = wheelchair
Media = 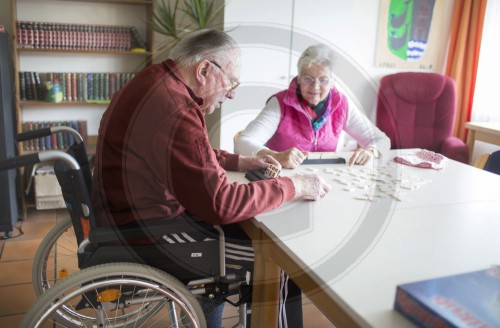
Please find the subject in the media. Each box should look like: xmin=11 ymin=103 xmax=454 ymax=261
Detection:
xmin=1 ymin=129 xmax=251 ymax=328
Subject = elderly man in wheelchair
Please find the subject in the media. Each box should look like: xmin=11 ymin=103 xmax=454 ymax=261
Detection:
xmin=8 ymin=128 xmax=250 ymax=328
xmin=18 ymin=28 xmax=331 ymax=328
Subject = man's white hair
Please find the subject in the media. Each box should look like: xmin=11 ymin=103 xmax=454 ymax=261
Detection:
xmin=169 ymin=29 xmax=240 ymax=68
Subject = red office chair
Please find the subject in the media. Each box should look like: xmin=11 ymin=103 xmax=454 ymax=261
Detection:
xmin=376 ymin=72 xmax=469 ymax=164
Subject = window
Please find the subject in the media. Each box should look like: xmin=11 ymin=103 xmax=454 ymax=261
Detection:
xmin=471 ymin=0 xmax=500 ymax=122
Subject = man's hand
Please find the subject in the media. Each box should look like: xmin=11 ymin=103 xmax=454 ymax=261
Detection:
xmin=258 ymin=147 xmax=309 ymax=169
xmin=238 ymin=154 xmax=282 ymax=172
xmin=348 ymin=148 xmax=375 ymax=166
xmin=289 ymin=174 xmax=331 ymax=201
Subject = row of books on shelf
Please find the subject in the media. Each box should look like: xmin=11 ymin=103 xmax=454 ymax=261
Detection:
xmin=21 ymin=120 xmax=88 ymax=152
xmin=16 ymin=21 xmax=146 ymax=51
xmin=19 ymin=71 xmax=135 ymax=102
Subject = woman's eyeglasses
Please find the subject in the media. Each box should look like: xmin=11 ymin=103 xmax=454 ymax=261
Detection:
xmin=210 ymin=61 xmax=240 ymax=91
xmin=299 ymin=75 xmax=331 ymax=86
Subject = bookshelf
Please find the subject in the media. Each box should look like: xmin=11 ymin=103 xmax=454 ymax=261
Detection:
xmin=11 ymin=0 xmax=155 ymax=219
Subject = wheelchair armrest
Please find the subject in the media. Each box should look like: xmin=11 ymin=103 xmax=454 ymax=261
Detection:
xmin=86 ymin=216 xmax=220 ymax=247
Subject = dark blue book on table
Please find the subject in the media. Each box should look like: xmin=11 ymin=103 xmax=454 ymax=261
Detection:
xmin=394 ymin=267 xmax=500 ymax=328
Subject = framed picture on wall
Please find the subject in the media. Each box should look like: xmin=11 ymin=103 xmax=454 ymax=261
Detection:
xmin=375 ymin=0 xmax=454 ymax=71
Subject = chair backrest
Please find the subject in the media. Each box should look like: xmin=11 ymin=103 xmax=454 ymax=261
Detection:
xmin=376 ymin=72 xmax=457 ymax=152
xmin=483 ymin=150 xmax=500 ymax=175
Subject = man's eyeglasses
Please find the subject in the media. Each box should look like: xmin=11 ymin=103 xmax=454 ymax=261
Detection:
xmin=299 ymin=75 xmax=331 ymax=86
xmin=210 ymin=61 xmax=240 ymax=91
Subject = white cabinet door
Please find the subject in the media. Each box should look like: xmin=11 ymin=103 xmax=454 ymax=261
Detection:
xmin=218 ymin=0 xmax=294 ymax=152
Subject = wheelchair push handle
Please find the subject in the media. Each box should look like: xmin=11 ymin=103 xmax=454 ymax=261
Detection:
xmin=16 ymin=127 xmax=52 ymax=141
xmin=0 ymin=151 xmax=80 ymax=171
xmin=0 ymin=153 xmax=40 ymax=171
xmin=17 ymin=125 xmax=84 ymax=143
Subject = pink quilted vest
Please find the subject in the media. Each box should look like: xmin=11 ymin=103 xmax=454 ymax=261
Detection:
xmin=265 ymin=78 xmax=348 ymax=152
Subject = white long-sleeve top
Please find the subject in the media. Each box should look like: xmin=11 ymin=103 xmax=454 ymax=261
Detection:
xmin=234 ymin=96 xmax=390 ymax=157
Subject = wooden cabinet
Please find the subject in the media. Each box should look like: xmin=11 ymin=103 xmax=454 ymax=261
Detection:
xmin=10 ymin=0 xmax=155 ymax=219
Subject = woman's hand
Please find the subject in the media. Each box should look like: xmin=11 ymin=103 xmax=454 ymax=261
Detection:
xmin=348 ymin=147 xmax=375 ymax=165
xmin=258 ymin=147 xmax=309 ymax=169
xmin=238 ymin=154 xmax=282 ymax=172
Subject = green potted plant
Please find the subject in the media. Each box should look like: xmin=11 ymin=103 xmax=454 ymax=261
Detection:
xmin=152 ymin=0 xmax=227 ymax=53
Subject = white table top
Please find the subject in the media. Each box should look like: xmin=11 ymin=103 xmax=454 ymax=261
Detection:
xmin=228 ymin=150 xmax=500 ymax=327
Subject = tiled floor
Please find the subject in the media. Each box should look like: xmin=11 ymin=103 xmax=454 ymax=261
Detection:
xmin=0 ymin=208 xmax=335 ymax=327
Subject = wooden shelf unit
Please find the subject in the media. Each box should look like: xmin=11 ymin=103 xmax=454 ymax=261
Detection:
xmin=11 ymin=0 xmax=155 ymax=219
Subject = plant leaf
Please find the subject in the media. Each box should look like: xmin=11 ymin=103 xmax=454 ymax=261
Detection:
xmin=151 ymin=0 xmax=182 ymax=40
xmin=152 ymin=0 xmax=232 ymax=57
xmin=181 ymin=0 xmax=226 ymax=29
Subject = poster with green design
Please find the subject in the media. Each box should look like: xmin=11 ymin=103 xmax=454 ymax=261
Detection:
xmin=375 ymin=0 xmax=453 ymax=70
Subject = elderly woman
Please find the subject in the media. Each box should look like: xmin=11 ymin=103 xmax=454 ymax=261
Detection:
xmin=235 ymin=44 xmax=390 ymax=168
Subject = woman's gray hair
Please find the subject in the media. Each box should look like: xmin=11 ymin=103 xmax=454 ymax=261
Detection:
xmin=169 ymin=29 xmax=240 ymax=68
xmin=297 ymin=44 xmax=336 ymax=76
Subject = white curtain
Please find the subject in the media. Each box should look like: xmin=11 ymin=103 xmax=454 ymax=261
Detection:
xmin=471 ymin=0 xmax=500 ymax=122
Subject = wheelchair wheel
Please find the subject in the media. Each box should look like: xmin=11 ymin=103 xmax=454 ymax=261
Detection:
xmin=32 ymin=216 xmax=79 ymax=296
xmin=21 ymin=262 xmax=207 ymax=328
